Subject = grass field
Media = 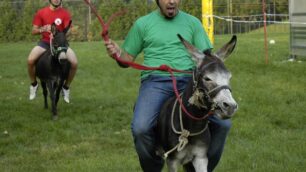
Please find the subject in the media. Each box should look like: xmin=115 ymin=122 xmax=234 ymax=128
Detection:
xmin=0 ymin=33 xmax=305 ymax=172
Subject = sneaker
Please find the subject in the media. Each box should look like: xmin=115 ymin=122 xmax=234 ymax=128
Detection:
xmin=29 ymin=84 xmax=38 ymax=100
xmin=62 ymin=87 xmax=70 ymax=103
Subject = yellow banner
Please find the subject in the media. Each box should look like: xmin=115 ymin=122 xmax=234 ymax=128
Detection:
xmin=202 ymin=0 xmax=214 ymax=44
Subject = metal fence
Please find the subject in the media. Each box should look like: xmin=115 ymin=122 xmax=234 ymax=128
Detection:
xmin=212 ymin=2 xmax=289 ymax=35
xmin=1 ymin=0 xmax=290 ymax=41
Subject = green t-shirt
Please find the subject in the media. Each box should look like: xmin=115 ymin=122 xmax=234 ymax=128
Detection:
xmin=122 ymin=10 xmax=212 ymax=79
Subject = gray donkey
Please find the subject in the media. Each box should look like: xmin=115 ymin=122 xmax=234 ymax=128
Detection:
xmin=157 ymin=34 xmax=238 ymax=172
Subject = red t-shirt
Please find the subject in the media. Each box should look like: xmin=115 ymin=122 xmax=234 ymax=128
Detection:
xmin=33 ymin=6 xmax=71 ymax=43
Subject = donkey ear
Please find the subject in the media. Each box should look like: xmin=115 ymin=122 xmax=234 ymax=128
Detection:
xmin=177 ymin=34 xmax=205 ymax=67
xmin=63 ymin=20 xmax=72 ymax=34
xmin=215 ymin=35 xmax=237 ymax=61
xmin=51 ymin=23 xmax=57 ymax=35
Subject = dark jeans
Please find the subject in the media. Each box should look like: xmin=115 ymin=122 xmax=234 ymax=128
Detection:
xmin=131 ymin=75 xmax=231 ymax=172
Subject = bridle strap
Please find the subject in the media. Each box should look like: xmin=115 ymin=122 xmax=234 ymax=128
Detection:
xmin=208 ymin=85 xmax=231 ymax=97
xmin=56 ymin=47 xmax=68 ymax=51
xmin=168 ymin=70 xmax=213 ymax=121
xmin=192 ymin=64 xmax=232 ymax=114
xmin=49 ymin=34 xmax=68 ymax=57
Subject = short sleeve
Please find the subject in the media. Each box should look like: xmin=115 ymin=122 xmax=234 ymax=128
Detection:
xmin=32 ymin=11 xmax=42 ymax=26
xmin=63 ymin=10 xmax=72 ymax=28
xmin=193 ymin=19 xmax=213 ymax=52
xmin=122 ymin=21 xmax=144 ymax=58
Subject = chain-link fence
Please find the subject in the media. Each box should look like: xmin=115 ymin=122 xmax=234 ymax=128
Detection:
xmin=0 ymin=0 xmax=289 ymax=42
xmin=213 ymin=1 xmax=289 ymax=35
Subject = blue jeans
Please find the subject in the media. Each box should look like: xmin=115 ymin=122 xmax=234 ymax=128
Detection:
xmin=131 ymin=75 xmax=231 ymax=172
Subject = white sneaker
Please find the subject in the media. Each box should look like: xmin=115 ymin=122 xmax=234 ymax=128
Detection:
xmin=62 ymin=87 xmax=70 ymax=103
xmin=29 ymin=84 xmax=38 ymax=100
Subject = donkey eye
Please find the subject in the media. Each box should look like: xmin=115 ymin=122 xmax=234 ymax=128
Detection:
xmin=203 ymin=76 xmax=212 ymax=82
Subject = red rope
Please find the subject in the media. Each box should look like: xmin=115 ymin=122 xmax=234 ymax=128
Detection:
xmin=83 ymin=0 xmax=211 ymax=120
xmin=168 ymin=70 xmax=213 ymax=120
xmin=83 ymin=0 xmax=189 ymax=72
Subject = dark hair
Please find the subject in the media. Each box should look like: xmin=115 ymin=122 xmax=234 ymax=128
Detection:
xmin=156 ymin=0 xmax=160 ymax=6
xmin=49 ymin=0 xmax=62 ymax=8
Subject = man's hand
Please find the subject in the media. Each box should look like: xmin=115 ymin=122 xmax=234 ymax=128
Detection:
xmin=104 ymin=39 xmax=121 ymax=58
xmin=32 ymin=24 xmax=51 ymax=35
xmin=104 ymin=39 xmax=133 ymax=68
xmin=40 ymin=24 xmax=51 ymax=33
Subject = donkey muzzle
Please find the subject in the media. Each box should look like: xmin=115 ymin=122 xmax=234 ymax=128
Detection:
xmin=214 ymin=89 xmax=238 ymax=119
xmin=58 ymin=52 xmax=68 ymax=64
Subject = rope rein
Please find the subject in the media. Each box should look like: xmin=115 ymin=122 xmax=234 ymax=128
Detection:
xmin=50 ymin=36 xmax=55 ymax=56
xmin=82 ymin=0 xmax=229 ymax=158
xmin=164 ymin=95 xmax=209 ymax=158
xmin=82 ymin=0 xmax=213 ymax=121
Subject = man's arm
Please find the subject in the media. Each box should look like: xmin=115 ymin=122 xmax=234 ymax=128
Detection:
xmin=104 ymin=40 xmax=134 ymax=68
xmin=32 ymin=25 xmax=51 ymax=35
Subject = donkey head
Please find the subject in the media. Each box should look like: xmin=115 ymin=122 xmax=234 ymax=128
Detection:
xmin=178 ymin=34 xmax=238 ymax=119
xmin=50 ymin=21 xmax=71 ymax=63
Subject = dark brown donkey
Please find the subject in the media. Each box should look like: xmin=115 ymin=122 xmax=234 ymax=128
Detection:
xmin=157 ymin=34 xmax=238 ymax=172
xmin=35 ymin=22 xmax=71 ymax=120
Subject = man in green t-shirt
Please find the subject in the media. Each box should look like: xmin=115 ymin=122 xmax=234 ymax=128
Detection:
xmin=105 ymin=0 xmax=231 ymax=171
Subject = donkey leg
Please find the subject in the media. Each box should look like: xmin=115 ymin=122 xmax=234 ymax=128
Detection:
xmin=192 ymin=157 xmax=208 ymax=172
xmin=47 ymin=82 xmax=57 ymax=120
xmin=41 ymin=81 xmax=48 ymax=109
xmin=167 ymin=159 xmax=179 ymax=172
xmin=183 ymin=162 xmax=195 ymax=172
xmin=55 ymin=88 xmax=61 ymax=106
xmin=55 ymin=81 xmax=64 ymax=105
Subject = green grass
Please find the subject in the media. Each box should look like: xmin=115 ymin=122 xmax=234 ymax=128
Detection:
xmin=0 ymin=33 xmax=305 ymax=172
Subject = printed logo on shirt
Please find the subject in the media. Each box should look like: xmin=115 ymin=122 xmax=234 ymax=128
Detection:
xmin=54 ymin=18 xmax=62 ymax=26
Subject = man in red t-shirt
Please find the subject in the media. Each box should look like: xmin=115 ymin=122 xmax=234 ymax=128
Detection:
xmin=27 ymin=0 xmax=78 ymax=103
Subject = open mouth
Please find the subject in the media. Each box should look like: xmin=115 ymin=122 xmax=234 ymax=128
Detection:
xmin=167 ymin=7 xmax=175 ymax=12
xmin=166 ymin=6 xmax=176 ymax=16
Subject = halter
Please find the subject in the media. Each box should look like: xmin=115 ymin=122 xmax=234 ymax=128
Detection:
xmin=189 ymin=62 xmax=232 ymax=116
xmin=49 ymin=34 xmax=68 ymax=60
